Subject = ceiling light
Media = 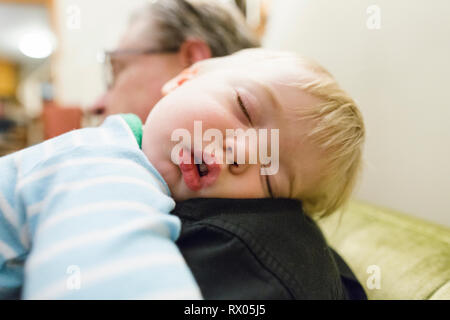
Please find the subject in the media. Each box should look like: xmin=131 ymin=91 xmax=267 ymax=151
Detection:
xmin=19 ymin=31 xmax=53 ymax=59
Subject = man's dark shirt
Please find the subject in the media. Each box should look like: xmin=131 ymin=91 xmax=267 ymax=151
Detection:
xmin=173 ymin=198 xmax=367 ymax=300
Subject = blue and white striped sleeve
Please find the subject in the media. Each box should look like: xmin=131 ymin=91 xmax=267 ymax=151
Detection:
xmin=1 ymin=115 xmax=202 ymax=299
xmin=0 ymin=153 xmax=28 ymax=299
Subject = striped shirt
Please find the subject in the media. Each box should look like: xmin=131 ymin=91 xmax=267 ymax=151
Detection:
xmin=0 ymin=114 xmax=202 ymax=299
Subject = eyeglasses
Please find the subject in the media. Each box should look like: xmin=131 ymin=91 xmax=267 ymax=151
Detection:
xmin=102 ymin=47 xmax=180 ymax=89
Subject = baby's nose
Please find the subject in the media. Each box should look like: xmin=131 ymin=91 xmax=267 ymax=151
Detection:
xmin=228 ymin=162 xmax=251 ymax=176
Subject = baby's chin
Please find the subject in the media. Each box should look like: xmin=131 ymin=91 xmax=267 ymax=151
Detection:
xmin=151 ymin=155 xmax=214 ymax=201
xmin=154 ymin=163 xmax=198 ymax=200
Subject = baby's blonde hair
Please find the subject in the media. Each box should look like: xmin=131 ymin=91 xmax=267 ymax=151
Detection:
xmin=286 ymin=55 xmax=365 ymax=218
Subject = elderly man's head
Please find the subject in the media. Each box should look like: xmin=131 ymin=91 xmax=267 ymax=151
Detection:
xmin=91 ymin=0 xmax=260 ymax=122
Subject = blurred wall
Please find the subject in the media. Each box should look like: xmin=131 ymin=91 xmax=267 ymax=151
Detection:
xmin=264 ymin=0 xmax=450 ymax=226
xmin=53 ymin=0 xmax=146 ymax=108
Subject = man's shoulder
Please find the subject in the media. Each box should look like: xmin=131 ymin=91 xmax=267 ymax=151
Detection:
xmin=173 ymin=198 xmax=349 ymax=299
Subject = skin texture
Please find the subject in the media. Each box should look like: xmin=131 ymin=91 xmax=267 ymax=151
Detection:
xmin=142 ymin=51 xmax=325 ymax=202
xmin=89 ymin=19 xmax=212 ymax=123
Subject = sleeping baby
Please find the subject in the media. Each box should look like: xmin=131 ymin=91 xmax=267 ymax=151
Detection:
xmin=0 ymin=48 xmax=364 ymax=299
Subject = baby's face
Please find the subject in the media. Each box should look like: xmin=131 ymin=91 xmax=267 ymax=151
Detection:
xmin=142 ymin=52 xmax=324 ymax=201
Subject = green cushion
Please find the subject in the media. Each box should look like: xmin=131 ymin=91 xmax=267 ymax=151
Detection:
xmin=317 ymin=200 xmax=450 ymax=300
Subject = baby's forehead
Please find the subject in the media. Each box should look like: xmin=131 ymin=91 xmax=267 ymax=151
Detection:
xmin=198 ymin=49 xmax=306 ymax=76
xmin=197 ymin=52 xmax=321 ymax=97
xmin=196 ymin=49 xmax=326 ymax=129
xmin=198 ymin=53 xmax=325 ymax=123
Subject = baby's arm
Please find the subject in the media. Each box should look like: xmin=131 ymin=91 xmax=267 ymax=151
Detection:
xmin=11 ymin=115 xmax=202 ymax=299
xmin=20 ymin=144 xmax=201 ymax=299
xmin=0 ymin=153 xmax=28 ymax=299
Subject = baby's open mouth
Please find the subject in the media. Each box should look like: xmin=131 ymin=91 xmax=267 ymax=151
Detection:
xmin=179 ymin=149 xmax=220 ymax=191
xmin=197 ymin=163 xmax=209 ymax=177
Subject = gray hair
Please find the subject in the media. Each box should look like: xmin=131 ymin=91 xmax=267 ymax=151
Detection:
xmin=130 ymin=0 xmax=260 ymax=57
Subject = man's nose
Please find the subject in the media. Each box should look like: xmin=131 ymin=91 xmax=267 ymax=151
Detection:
xmin=87 ymin=93 xmax=108 ymax=115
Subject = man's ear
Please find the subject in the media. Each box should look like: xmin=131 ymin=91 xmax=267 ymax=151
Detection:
xmin=162 ymin=40 xmax=211 ymax=96
xmin=178 ymin=39 xmax=212 ymax=66
xmin=161 ymin=67 xmax=198 ymax=96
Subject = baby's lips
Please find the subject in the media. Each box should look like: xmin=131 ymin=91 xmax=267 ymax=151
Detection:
xmin=200 ymin=156 xmax=221 ymax=189
xmin=178 ymin=148 xmax=221 ymax=190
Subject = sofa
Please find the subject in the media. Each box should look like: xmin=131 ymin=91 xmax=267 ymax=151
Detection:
xmin=317 ymin=200 xmax=450 ymax=300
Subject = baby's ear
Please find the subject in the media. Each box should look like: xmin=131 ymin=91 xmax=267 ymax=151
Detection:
xmin=161 ymin=67 xmax=198 ymax=96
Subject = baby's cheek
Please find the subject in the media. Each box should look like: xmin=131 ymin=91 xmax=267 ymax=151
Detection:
xmin=212 ymin=169 xmax=266 ymax=198
xmin=141 ymin=125 xmax=163 ymax=164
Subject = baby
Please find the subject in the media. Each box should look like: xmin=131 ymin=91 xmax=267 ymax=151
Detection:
xmin=0 ymin=49 xmax=364 ymax=299
xmin=144 ymin=49 xmax=364 ymax=216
